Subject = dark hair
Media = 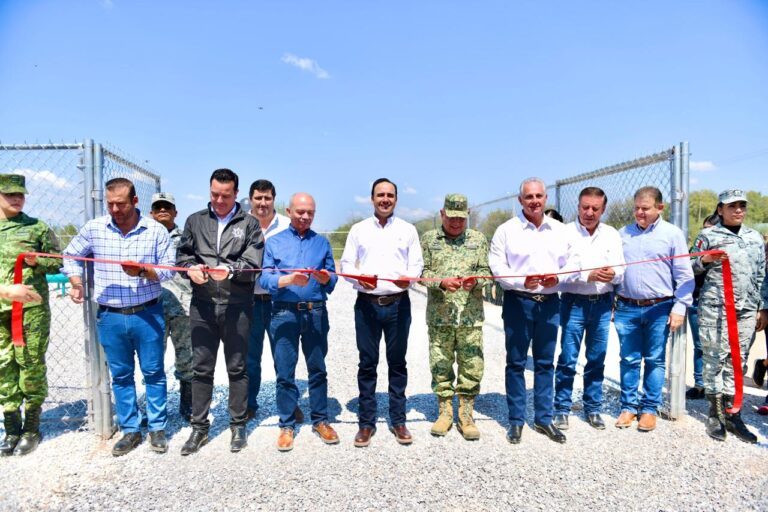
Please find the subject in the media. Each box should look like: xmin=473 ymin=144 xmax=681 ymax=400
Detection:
xmin=634 ymin=186 xmax=662 ymax=205
xmin=371 ymin=178 xmax=397 ymax=198
xmin=579 ymin=186 xmax=608 ymax=207
xmin=210 ymin=168 xmax=239 ymax=190
xmin=704 ymin=212 xmax=720 ymax=227
xmin=105 ymin=177 xmax=136 ymax=200
xmin=249 ymin=179 xmax=276 ymax=199
xmin=543 ymin=209 xmax=563 ymax=222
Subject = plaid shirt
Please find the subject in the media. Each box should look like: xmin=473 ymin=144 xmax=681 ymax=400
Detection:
xmin=63 ymin=211 xmax=174 ymax=307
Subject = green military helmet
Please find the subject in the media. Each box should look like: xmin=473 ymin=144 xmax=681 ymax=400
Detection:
xmin=443 ymin=193 xmax=468 ymax=218
xmin=0 ymin=174 xmax=28 ymax=194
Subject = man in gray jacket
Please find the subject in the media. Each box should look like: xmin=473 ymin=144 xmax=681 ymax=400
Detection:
xmin=176 ymin=169 xmax=264 ymax=455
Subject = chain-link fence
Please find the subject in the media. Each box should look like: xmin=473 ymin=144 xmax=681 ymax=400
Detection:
xmin=0 ymin=140 xmax=161 ymax=437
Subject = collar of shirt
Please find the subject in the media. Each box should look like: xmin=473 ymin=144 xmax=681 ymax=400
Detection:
xmin=371 ymin=215 xmax=394 ymax=229
xmin=436 ymin=228 xmax=466 ymax=243
xmin=632 ymin=215 xmax=662 ymax=234
xmin=518 ymin=212 xmax=555 ymax=231
xmin=288 ymin=224 xmax=315 ymax=240
xmin=211 ymin=203 xmax=237 ymax=224
xmin=574 ymin=219 xmax=602 ymax=238
xmin=106 ymin=209 xmax=149 ymax=237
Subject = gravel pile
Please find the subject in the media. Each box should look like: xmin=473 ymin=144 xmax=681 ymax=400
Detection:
xmin=2 ymin=281 xmax=767 ymax=511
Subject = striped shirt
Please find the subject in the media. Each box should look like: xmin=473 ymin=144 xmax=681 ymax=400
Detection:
xmin=63 ymin=211 xmax=174 ymax=307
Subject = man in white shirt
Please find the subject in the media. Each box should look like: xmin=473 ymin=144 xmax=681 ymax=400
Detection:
xmin=244 ymin=179 xmax=298 ymax=422
xmin=553 ymin=187 xmax=624 ymax=431
xmin=489 ymin=177 xmax=569 ymax=444
xmin=340 ymin=178 xmax=424 ymax=447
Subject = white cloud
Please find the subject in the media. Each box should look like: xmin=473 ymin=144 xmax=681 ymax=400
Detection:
xmin=690 ymin=160 xmax=717 ymax=172
xmin=403 ymin=185 xmax=417 ymax=195
xmin=185 ymin=194 xmax=205 ymax=201
xmin=14 ymin=168 xmax=73 ymax=189
xmin=353 ymin=195 xmax=369 ymax=204
xmin=282 ymin=53 xmax=330 ymax=79
xmin=397 ymin=206 xmax=433 ymax=221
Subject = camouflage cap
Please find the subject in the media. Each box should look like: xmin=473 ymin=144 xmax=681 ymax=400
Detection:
xmin=443 ymin=193 xmax=469 ymax=218
xmin=0 ymin=174 xmax=27 ymax=194
xmin=718 ymin=189 xmax=748 ymax=205
xmin=151 ymin=192 xmax=176 ymax=208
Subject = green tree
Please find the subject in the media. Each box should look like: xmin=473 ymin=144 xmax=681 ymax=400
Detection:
xmin=688 ymin=189 xmax=718 ymax=231
xmin=478 ymin=209 xmax=512 ymax=240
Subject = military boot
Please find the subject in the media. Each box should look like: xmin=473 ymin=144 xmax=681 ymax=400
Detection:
xmin=456 ymin=395 xmax=480 ymax=441
xmin=13 ymin=406 xmax=42 ymax=456
xmin=723 ymin=395 xmax=757 ymax=444
xmin=430 ymin=396 xmax=453 ymax=436
xmin=0 ymin=410 xmax=22 ymax=457
xmin=705 ymin=394 xmax=726 ymax=441
xmin=179 ymin=380 xmax=192 ymax=422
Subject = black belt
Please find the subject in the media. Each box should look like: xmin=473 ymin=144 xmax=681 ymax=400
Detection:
xmin=98 ymin=297 xmax=160 ymax=315
xmin=254 ymin=293 xmax=272 ymax=302
xmin=272 ymin=301 xmax=325 ymax=311
xmin=617 ymin=296 xmax=673 ymax=307
xmin=357 ymin=291 xmax=408 ymax=306
xmin=563 ymin=292 xmax=612 ymax=302
xmin=507 ymin=290 xmax=556 ymax=303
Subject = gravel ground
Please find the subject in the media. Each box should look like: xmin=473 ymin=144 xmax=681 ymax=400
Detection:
xmin=2 ymin=280 xmax=768 ymax=511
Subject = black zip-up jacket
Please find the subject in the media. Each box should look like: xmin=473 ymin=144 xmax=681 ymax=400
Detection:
xmin=176 ymin=203 xmax=263 ymax=305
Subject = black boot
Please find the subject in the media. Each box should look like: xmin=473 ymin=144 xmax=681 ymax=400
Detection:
xmin=180 ymin=428 xmax=209 ymax=456
xmin=0 ymin=410 xmax=22 ymax=457
xmin=179 ymin=381 xmax=192 ymax=422
xmin=705 ymin=394 xmax=726 ymax=441
xmin=13 ymin=406 xmax=42 ymax=456
xmin=724 ymin=394 xmax=757 ymax=444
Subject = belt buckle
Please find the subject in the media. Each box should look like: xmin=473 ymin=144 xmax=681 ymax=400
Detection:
xmin=296 ymin=302 xmax=312 ymax=311
xmin=376 ymin=296 xmax=390 ymax=306
xmin=531 ymin=294 xmax=545 ymax=303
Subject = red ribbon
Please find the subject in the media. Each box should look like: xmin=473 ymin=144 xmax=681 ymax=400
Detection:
xmin=10 ymin=248 xmax=744 ymax=412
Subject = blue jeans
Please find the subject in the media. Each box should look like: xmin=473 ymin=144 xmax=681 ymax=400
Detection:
xmin=502 ymin=291 xmax=560 ymax=426
xmin=247 ymin=298 xmax=274 ymax=410
xmin=688 ymin=303 xmax=703 ymax=388
xmin=613 ymin=300 xmax=673 ymax=415
xmin=270 ymin=303 xmax=329 ymax=429
xmin=354 ymin=293 xmax=411 ymax=428
xmin=554 ymin=293 xmax=612 ymax=415
xmin=96 ymin=302 xmax=167 ymax=433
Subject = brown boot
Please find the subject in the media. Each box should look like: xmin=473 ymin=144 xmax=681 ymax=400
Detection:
xmin=430 ymin=396 xmax=453 ymax=437
xmin=456 ymin=395 xmax=480 ymax=441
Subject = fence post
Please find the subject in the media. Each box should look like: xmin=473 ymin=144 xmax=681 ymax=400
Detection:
xmin=666 ymin=143 xmax=687 ymax=420
xmin=83 ymin=142 xmax=115 ymax=439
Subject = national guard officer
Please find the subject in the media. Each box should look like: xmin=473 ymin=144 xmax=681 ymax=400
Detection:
xmin=420 ymin=194 xmax=490 ymax=440
xmin=150 ymin=192 xmax=194 ymax=421
xmin=0 ymin=173 xmax=61 ymax=456
xmin=692 ymin=189 xmax=768 ymax=443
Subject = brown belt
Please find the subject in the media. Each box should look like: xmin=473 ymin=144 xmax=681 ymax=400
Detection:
xmin=357 ymin=291 xmax=408 ymax=306
xmin=254 ymin=293 xmax=272 ymax=302
xmin=617 ymin=296 xmax=673 ymax=307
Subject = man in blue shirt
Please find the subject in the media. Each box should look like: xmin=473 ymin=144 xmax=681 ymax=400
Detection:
xmin=260 ymin=192 xmax=339 ymax=452
xmin=64 ymin=177 xmax=175 ymax=456
xmin=614 ymin=186 xmax=694 ymax=432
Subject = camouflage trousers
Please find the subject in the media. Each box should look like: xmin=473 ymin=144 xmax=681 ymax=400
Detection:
xmin=699 ymin=307 xmax=756 ymax=395
xmin=164 ymin=314 xmax=194 ymax=383
xmin=0 ymin=307 xmax=50 ymax=412
xmin=428 ymin=325 xmax=484 ymax=398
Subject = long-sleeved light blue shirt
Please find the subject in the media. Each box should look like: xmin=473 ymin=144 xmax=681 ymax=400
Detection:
xmin=616 ymin=216 xmax=694 ymax=316
xmin=259 ymin=225 xmax=337 ymax=302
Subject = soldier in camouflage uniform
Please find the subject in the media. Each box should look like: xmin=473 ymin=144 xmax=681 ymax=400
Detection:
xmin=149 ymin=193 xmax=193 ymax=420
xmin=420 ymin=193 xmax=489 ymax=440
xmin=692 ymin=189 xmax=768 ymax=444
xmin=0 ymin=174 xmax=61 ymax=456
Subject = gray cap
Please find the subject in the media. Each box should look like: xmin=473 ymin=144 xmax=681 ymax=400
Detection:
xmin=151 ymin=192 xmax=176 ymax=207
xmin=718 ymin=189 xmax=748 ymax=205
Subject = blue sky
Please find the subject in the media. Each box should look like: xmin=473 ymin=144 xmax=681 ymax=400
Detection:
xmin=1 ymin=0 xmax=767 ymax=230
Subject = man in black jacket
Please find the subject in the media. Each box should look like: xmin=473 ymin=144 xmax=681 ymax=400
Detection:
xmin=176 ymin=169 xmax=264 ymax=455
